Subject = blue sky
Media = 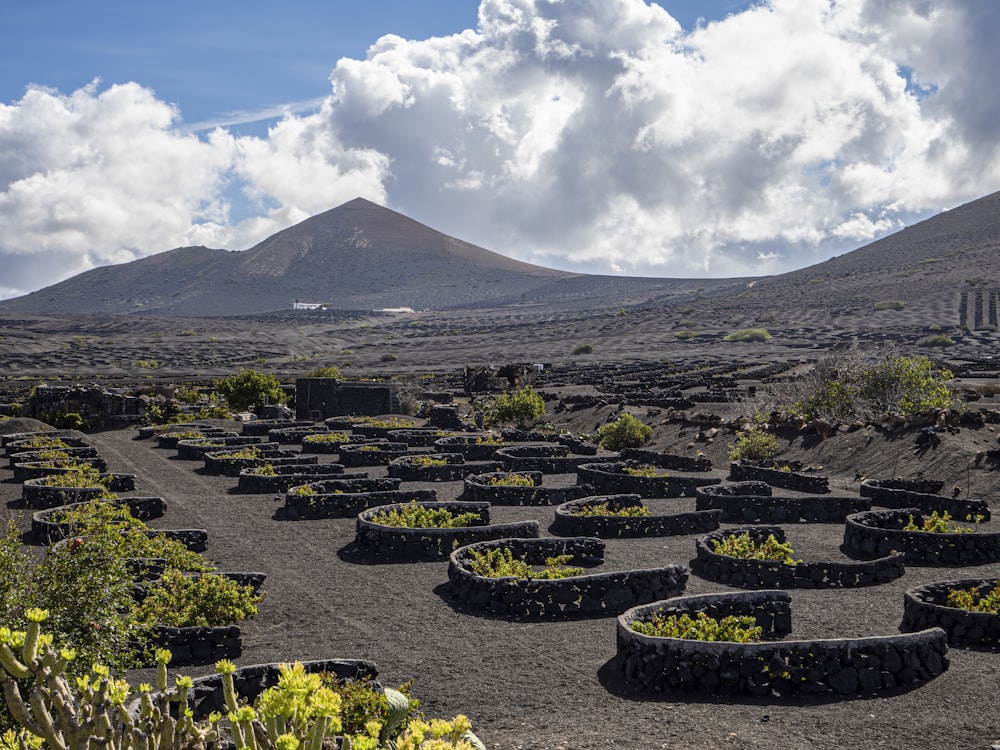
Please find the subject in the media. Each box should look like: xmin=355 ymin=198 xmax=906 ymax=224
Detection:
xmin=1 ymin=0 xmax=999 ymax=300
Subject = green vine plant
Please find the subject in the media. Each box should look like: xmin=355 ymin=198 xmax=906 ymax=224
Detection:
xmin=620 ymin=465 xmax=668 ymax=478
xmin=945 ymin=581 xmax=1000 ymax=613
xmin=903 ymin=511 xmax=983 ymax=534
xmin=571 ymin=502 xmax=650 ymax=518
xmin=466 ymin=547 xmax=583 ymax=580
xmin=483 ymin=473 xmax=535 ymax=487
xmin=711 ymin=532 xmax=801 ymax=565
xmin=370 ymin=502 xmax=480 ymax=529
xmin=630 ymin=611 xmax=763 ymax=643
xmin=303 ymin=432 xmax=350 ymax=444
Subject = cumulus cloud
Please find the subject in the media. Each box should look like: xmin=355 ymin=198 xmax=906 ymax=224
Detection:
xmin=2 ymin=0 xmax=1000 ymax=299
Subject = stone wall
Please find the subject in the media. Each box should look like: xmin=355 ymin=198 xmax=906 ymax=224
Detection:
xmin=620 ymin=448 xmax=713 ymax=472
xmin=282 ymin=489 xmax=437 ymax=520
xmin=295 ymin=378 xmax=393 ymax=419
xmin=901 ymin=578 xmax=1000 ymax=646
xmin=494 ymin=444 xmax=598 ymax=474
xmin=552 ymin=495 xmax=721 ymax=538
xmin=462 ymin=472 xmax=594 ymax=506
xmin=728 ymin=461 xmax=830 ymax=493
xmin=859 ymin=479 xmax=990 ymax=520
xmin=843 ymin=509 xmax=1000 ymax=565
xmin=696 ymin=482 xmax=870 ymax=523
xmin=31 ymin=496 xmax=167 ymax=543
xmin=448 ymin=536 xmax=688 ymax=619
xmin=617 ymin=590 xmax=948 ymax=696
xmin=576 ymin=461 xmax=721 ymax=498
xmin=387 ymin=454 xmax=502 ymax=482
xmin=693 ymin=525 xmax=906 ymax=588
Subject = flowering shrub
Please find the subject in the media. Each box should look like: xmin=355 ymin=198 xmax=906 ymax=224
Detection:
xmin=631 ymin=611 xmax=763 ymax=642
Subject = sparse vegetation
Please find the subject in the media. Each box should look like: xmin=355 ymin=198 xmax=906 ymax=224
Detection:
xmin=481 ymin=386 xmax=545 ymax=428
xmin=946 ymin=581 xmax=1000 ymax=613
xmin=572 ymin=343 xmax=594 ymax=355
xmin=484 ymin=473 xmax=536 ymax=487
xmin=917 ymin=334 xmax=955 ymax=347
xmin=370 ymin=501 xmax=480 ymax=528
xmin=631 ymin=611 xmax=763 ymax=642
xmin=466 ymin=547 xmax=583 ymax=580
xmin=572 ymin=502 xmax=650 ymax=518
xmin=711 ymin=532 xmax=800 ymax=565
xmin=723 ymin=328 xmax=771 ymax=342
xmin=673 ymin=330 xmax=698 ymax=339
xmin=874 ymin=300 xmax=907 ymax=311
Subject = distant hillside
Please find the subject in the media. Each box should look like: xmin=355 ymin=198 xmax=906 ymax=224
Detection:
xmin=0 ymin=198 xmax=718 ymax=316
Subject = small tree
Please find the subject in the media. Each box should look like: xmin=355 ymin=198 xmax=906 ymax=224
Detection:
xmin=483 ymin=386 xmax=545 ymax=428
xmin=214 ymin=369 xmax=287 ymax=412
xmin=728 ymin=426 xmax=779 ymax=462
xmin=596 ymin=412 xmax=652 ymax=450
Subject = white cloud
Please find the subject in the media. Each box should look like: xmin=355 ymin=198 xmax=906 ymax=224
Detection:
xmin=2 ymin=0 xmax=1000 ymax=300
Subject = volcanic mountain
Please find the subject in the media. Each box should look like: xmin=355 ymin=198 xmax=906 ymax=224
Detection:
xmin=0 ymin=199 xmax=714 ymax=317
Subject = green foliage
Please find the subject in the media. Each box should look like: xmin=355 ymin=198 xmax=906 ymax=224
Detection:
xmin=780 ymin=351 xmax=956 ymax=422
xmin=630 ymin=611 xmax=763 ymax=642
xmin=213 ymin=369 xmax=287 ymax=412
xmin=596 ymin=412 xmax=652 ymax=450
xmin=481 ymin=386 xmax=545 ymax=428
xmin=903 ymin=511 xmax=981 ymax=534
xmin=135 ymin=359 xmax=160 ymax=369
xmin=350 ymin=416 xmax=416 ymax=429
xmin=133 ymin=569 xmax=264 ymax=628
xmin=621 ymin=465 xmax=668 ymax=477
xmin=728 ymin=427 xmax=780 ymax=462
xmin=371 ymin=501 xmax=480 ymax=529
xmin=248 ymin=463 xmax=276 ymax=476
xmin=917 ymin=334 xmax=955 ymax=347
xmin=290 ymin=485 xmax=317 ymax=496
xmin=304 ymin=365 xmax=342 ymax=379
xmin=37 ymin=465 xmax=113 ymax=494
xmin=723 ymin=328 xmax=772 ymax=342
xmin=213 ymin=446 xmax=261 ymax=460
xmin=466 ymin=547 xmax=583 ymax=580
xmin=945 ymin=581 xmax=1000 ymax=613
xmin=173 ymin=385 xmax=202 ymax=404
xmin=873 ymin=300 xmax=906 ymax=311
xmin=408 ymin=455 xmax=448 ymax=467
xmin=711 ymin=532 xmax=800 ymax=565
xmin=572 ymin=343 xmax=594 ymax=355
xmin=484 ymin=473 xmax=536 ymax=487
xmin=303 ymin=431 xmax=350 ymax=444
xmin=571 ymin=502 xmax=650 ymax=518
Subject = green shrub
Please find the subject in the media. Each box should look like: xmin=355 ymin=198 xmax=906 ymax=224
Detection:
xmin=728 ymin=426 xmax=780 ymax=462
xmin=903 ymin=511 xmax=981 ymax=534
xmin=370 ymin=501 xmax=480 ymax=529
xmin=572 ymin=343 xmax=594 ymax=355
xmin=723 ymin=328 xmax=771 ymax=342
xmin=622 ymin=465 xmax=669 ymax=477
xmin=596 ymin=412 xmax=652 ymax=450
xmin=917 ymin=334 xmax=955 ymax=347
xmin=946 ymin=581 xmax=1000 ymax=613
xmin=571 ymin=502 xmax=650 ymax=518
xmin=466 ymin=547 xmax=583 ymax=580
xmin=711 ymin=532 xmax=800 ymax=565
xmin=133 ymin=569 xmax=264 ymax=628
xmin=482 ymin=386 xmax=545 ymax=428
xmin=873 ymin=300 xmax=906 ymax=311
xmin=213 ymin=369 xmax=287 ymax=412
xmin=484 ymin=473 xmax=535 ymax=487
xmin=304 ymin=366 xmax=342 ymax=378
xmin=631 ymin=611 xmax=762 ymax=642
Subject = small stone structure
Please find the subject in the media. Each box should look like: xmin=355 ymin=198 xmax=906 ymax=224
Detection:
xmin=495 ymin=444 xmax=600 ymax=474
xmin=21 ymin=473 xmax=137 ymax=508
xmin=462 ymin=472 xmax=594 ymax=506
xmin=236 ymin=464 xmax=348 ymax=494
xmin=175 ymin=437 xmax=270 ymax=461
xmin=296 ymin=378 xmax=394 ymax=420
xmin=12 ymin=457 xmax=110 ymax=482
xmin=433 ymin=435 xmax=508 ymax=460
xmin=31 ymin=496 xmax=167 ymax=543
xmin=617 ymin=590 xmax=949 ymax=696
xmin=354 ymin=501 xmax=540 ymax=561
xmin=843 ymin=509 xmax=1000 ymax=565
xmin=283 ymin=487 xmax=437 ymax=520
xmin=28 ymin=384 xmax=145 ymax=430
xmin=448 ymin=536 xmax=688 ymax=619
xmin=387 ymin=454 xmax=502 ymax=482
xmin=696 ymin=482 xmax=870 ymax=523
xmin=576 ymin=461 xmax=721 ymax=498
xmin=202 ymin=448 xmax=317 ymax=477
xmin=693 ymin=525 xmax=906 ymax=588
xmin=620 ymin=448 xmax=713 ymax=472
xmin=339 ymin=442 xmax=413 ymax=467
xmin=859 ymin=478 xmax=990 ymax=520
xmin=728 ymin=460 xmax=830 ymax=493
xmin=552 ymin=495 xmax=721 ymax=538
xmin=901 ymin=578 xmax=1000 ymax=646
